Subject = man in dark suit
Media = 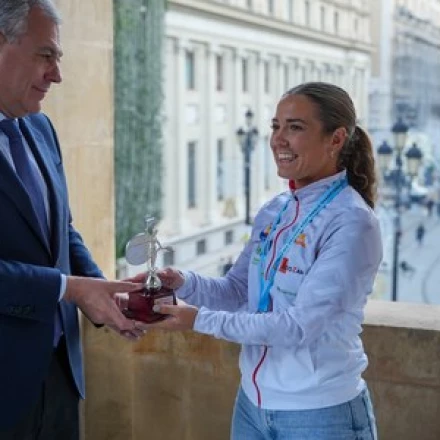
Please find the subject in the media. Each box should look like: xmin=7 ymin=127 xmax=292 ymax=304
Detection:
xmin=0 ymin=1 xmax=143 ymax=438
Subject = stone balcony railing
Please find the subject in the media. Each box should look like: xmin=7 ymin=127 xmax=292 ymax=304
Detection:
xmin=82 ymin=300 xmax=440 ymax=440
xmin=362 ymin=300 xmax=440 ymax=439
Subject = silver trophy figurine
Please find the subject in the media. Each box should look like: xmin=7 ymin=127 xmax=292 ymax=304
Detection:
xmin=122 ymin=217 xmax=176 ymax=322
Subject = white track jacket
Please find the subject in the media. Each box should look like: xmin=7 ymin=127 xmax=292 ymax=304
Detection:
xmin=176 ymin=170 xmax=382 ymax=410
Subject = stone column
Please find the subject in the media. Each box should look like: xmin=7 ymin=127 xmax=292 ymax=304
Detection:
xmin=358 ymin=66 xmax=369 ymax=125
xmin=278 ymin=56 xmax=287 ymax=95
xmin=321 ymin=63 xmax=330 ymax=82
xmin=168 ymin=38 xmax=191 ymax=234
xmin=200 ymin=43 xmax=218 ymax=225
xmin=344 ymin=53 xmax=356 ymax=97
xmin=300 ymin=61 xmax=308 ymax=83
xmin=337 ymin=65 xmax=345 ymax=88
xmin=290 ymin=57 xmax=299 ymax=87
xmin=254 ymin=52 xmax=266 ymax=211
xmin=221 ymin=47 xmax=238 ymax=219
xmin=162 ymin=37 xmax=180 ymax=234
xmin=224 ymin=48 xmax=249 ymax=220
xmin=306 ymin=60 xmax=315 ymax=82
xmin=327 ymin=65 xmax=335 ymax=84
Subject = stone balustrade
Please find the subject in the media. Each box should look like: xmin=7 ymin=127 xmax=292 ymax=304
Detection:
xmin=82 ymin=300 xmax=440 ymax=439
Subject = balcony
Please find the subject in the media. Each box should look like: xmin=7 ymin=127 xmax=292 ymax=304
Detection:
xmin=83 ymin=300 xmax=440 ymax=440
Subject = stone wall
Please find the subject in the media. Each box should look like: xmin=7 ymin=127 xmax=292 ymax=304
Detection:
xmin=42 ymin=1 xmax=132 ymax=439
xmin=44 ymin=0 xmax=115 ymax=276
xmin=107 ymin=301 xmax=440 ymax=440
xmin=363 ymin=301 xmax=440 ymax=440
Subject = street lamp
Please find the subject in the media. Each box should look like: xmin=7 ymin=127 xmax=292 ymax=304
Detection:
xmin=405 ymin=143 xmax=423 ymax=178
xmin=236 ymin=109 xmax=258 ymax=225
xmin=376 ymin=141 xmax=393 ymax=175
xmin=377 ymin=119 xmax=423 ymax=302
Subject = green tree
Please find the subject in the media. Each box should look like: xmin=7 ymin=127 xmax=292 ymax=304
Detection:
xmin=114 ymin=0 xmax=166 ymax=257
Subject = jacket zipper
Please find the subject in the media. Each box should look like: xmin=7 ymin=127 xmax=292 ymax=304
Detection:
xmin=251 ymin=194 xmax=300 ymax=407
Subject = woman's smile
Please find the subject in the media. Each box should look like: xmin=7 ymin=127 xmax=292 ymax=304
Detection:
xmin=276 ymin=152 xmax=298 ymax=162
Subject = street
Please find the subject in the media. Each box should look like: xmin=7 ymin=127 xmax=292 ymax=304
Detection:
xmin=373 ymin=203 xmax=440 ymax=304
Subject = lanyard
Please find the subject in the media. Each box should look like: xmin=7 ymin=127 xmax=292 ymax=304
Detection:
xmin=258 ymin=177 xmax=348 ymax=312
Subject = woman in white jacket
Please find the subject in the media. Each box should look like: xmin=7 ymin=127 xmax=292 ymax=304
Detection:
xmin=137 ymin=82 xmax=382 ymax=440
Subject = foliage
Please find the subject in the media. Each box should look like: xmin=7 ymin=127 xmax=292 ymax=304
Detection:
xmin=114 ymin=0 xmax=166 ymax=258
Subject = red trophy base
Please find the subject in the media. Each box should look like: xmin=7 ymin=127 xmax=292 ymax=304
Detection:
xmin=122 ymin=287 xmax=176 ymax=323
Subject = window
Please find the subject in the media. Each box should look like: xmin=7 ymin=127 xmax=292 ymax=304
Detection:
xmin=287 ymin=0 xmax=294 ymax=22
xmin=217 ymin=139 xmax=225 ymax=201
xmin=185 ymin=50 xmax=195 ymax=90
xmin=225 ymin=230 xmax=234 ymax=245
xmin=242 ymin=58 xmax=249 ymax=93
xmin=215 ymin=54 xmax=224 ymax=91
xmin=304 ymin=0 xmax=310 ymax=26
xmin=320 ymin=6 xmax=325 ymax=30
xmin=247 ymin=0 xmax=253 ymax=8
xmin=196 ymin=239 xmax=206 ymax=255
xmin=163 ymin=248 xmax=175 ymax=266
xmin=334 ymin=11 xmax=339 ymax=34
xmin=188 ymin=141 xmax=196 ymax=208
xmin=264 ymin=60 xmax=270 ymax=94
xmin=268 ymin=0 xmax=274 ymax=15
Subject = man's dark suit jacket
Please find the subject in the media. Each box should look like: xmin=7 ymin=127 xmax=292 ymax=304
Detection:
xmin=0 ymin=113 xmax=103 ymax=429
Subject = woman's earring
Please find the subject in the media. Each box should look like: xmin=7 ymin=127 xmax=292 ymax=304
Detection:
xmin=330 ymin=150 xmax=335 ymax=158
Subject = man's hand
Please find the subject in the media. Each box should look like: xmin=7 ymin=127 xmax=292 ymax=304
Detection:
xmin=123 ymin=272 xmax=146 ymax=284
xmin=64 ymin=276 xmax=143 ymax=332
xmin=123 ymin=267 xmax=185 ymax=291
xmin=136 ymin=301 xmax=198 ymax=332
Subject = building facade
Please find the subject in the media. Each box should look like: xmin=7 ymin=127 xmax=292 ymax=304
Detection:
xmin=369 ymin=0 xmax=440 ymax=150
xmin=147 ymin=0 xmax=373 ymax=275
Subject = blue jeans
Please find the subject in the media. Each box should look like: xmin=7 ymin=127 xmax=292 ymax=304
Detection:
xmin=231 ymin=386 xmax=377 ymax=440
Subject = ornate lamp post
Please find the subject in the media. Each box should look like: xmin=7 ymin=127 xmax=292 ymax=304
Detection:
xmin=405 ymin=143 xmax=423 ymax=178
xmin=236 ymin=109 xmax=258 ymax=225
xmin=376 ymin=140 xmax=393 ymax=175
xmin=377 ymin=119 xmax=423 ymax=302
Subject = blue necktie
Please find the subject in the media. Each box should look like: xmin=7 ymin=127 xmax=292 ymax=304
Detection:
xmin=0 ymin=119 xmax=49 ymax=239
xmin=0 ymin=119 xmax=63 ymax=346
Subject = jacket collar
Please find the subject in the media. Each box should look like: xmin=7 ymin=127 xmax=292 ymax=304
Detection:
xmin=290 ymin=170 xmax=347 ymax=205
xmin=20 ymin=116 xmax=62 ymax=260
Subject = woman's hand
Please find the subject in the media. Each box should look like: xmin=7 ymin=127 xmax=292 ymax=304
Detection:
xmin=137 ymin=301 xmax=199 ymax=332
xmin=122 ymin=267 xmax=185 ymax=290
xmin=157 ymin=267 xmax=185 ymax=290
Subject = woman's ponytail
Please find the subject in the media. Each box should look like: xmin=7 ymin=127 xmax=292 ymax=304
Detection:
xmin=338 ymin=125 xmax=376 ymax=209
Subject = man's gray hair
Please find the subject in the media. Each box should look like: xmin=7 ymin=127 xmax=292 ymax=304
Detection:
xmin=0 ymin=0 xmax=61 ymax=42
